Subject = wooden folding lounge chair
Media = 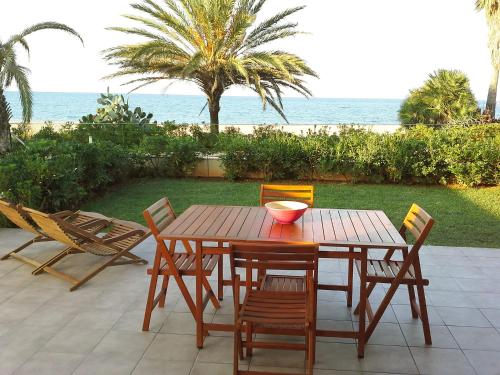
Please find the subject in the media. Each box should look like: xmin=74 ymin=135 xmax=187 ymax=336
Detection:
xmin=0 ymin=199 xmax=110 ymax=268
xmin=260 ymin=184 xmax=314 ymax=207
xmin=142 ymin=197 xmax=223 ymax=331
xmin=353 ymin=203 xmax=435 ymax=346
xmin=24 ymin=208 xmax=149 ymax=291
xmin=230 ymin=242 xmax=319 ymax=375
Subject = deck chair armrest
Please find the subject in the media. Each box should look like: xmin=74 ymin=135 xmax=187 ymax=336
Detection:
xmin=52 ymin=210 xmax=75 ymax=219
xmin=102 ymin=229 xmax=146 ymax=244
xmin=58 ymin=220 xmax=105 ymax=244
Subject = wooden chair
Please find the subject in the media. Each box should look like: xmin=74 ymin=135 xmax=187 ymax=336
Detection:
xmin=142 ymin=197 xmax=223 ymax=331
xmin=24 ymin=208 xmax=149 ymax=291
xmin=260 ymin=185 xmax=314 ymax=207
xmin=230 ymin=242 xmax=319 ymax=375
xmin=353 ymin=203 xmax=435 ymax=346
xmin=0 ymin=199 xmax=111 ymax=268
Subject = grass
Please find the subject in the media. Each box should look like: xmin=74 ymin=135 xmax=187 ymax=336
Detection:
xmin=83 ymin=178 xmax=500 ymax=248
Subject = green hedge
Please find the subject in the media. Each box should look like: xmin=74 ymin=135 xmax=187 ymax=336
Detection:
xmin=1 ymin=123 xmax=498 ymax=227
xmin=218 ymin=125 xmax=500 ymax=186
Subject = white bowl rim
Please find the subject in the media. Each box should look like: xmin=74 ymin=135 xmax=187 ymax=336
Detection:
xmin=264 ymin=201 xmax=308 ymax=210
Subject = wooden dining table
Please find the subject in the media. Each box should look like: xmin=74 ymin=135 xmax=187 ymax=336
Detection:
xmin=158 ymin=205 xmax=408 ymax=357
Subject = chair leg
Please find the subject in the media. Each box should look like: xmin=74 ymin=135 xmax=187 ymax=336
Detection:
xmin=246 ymin=322 xmax=253 ymax=357
xmin=347 ymin=248 xmax=354 ymax=307
xmin=1 ymin=236 xmax=45 ymax=260
xmin=307 ymin=328 xmax=314 ymax=375
xmin=416 ymin=282 xmax=432 ymax=345
xmin=69 ymin=250 xmax=146 ymax=291
xmin=354 ymin=281 xmax=377 ymax=315
xmin=234 ymin=323 xmax=241 ymax=375
xmin=143 ymin=270 xmax=159 ymax=331
xmin=407 ymin=284 xmax=419 ymax=318
xmin=218 ymin=254 xmax=224 ymax=301
xmin=158 ymin=275 xmax=170 ymax=308
xmin=32 ymin=247 xmax=76 ymax=275
xmin=202 ymin=276 xmax=221 ymax=309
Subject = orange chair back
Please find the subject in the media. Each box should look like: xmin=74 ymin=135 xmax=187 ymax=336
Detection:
xmin=260 ymin=184 xmax=314 ymax=207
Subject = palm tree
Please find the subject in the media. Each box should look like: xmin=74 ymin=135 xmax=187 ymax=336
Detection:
xmin=476 ymin=0 xmax=500 ymax=119
xmin=104 ymin=0 xmax=318 ymax=133
xmin=0 ymin=22 xmax=83 ymax=153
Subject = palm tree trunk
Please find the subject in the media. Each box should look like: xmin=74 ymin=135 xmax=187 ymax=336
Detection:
xmin=208 ymin=92 xmax=222 ymax=134
xmin=0 ymin=89 xmax=12 ymax=154
xmin=484 ymin=66 xmax=499 ymax=119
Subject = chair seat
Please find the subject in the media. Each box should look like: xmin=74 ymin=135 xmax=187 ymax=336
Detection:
xmin=148 ymin=253 xmax=220 ymax=276
xmin=238 ymin=290 xmax=308 ymax=326
xmin=261 ymin=275 xmax=306 ymax=292
xmin=355 ymin=259 xmax=429 ymax=285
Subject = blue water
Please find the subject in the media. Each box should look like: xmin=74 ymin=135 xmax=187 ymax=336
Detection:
xmin=3 ymin=91 xmax=492 ymax=125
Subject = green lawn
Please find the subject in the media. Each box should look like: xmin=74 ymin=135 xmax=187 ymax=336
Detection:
xmin=83 ymin=178 xmax=500 ymax=248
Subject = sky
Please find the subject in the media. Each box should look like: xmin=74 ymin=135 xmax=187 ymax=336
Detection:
xmin=1 ymin=0 xmax=492 ymax=99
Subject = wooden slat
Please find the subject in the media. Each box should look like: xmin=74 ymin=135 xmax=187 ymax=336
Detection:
xmin=311 ymin=208 xmax=324 ymax=243
xmin=375 ymin=211 xmax=403 ymax=244
xmin=247 ymin=208 xmax=267 ymax=239
xmin=357 ymin=211 xmax=382 ymax=243
xmin=196 ymin=206 xmax=225 ymax=236
xmin=204 ymin=207 xmax=231 ymax=236
xmin=348 ymin=211 xmax=370 ymax=242
xmin=339 ymin=210 xmax=358 ymax=242
xmin=321 ymin=209 xmax=336 ymax=241
xmin=184 ymin=206 xmax=217 ymax=235
xmin=258 ymin=210 xmax=275 ymax=239
xmin=366 ymin=211 xmax=393 ymax=243
xmin=227 ymin=207 xmax=252 ymax=237
xmin=301 ymin=209 xmax=314 ymax=243
xmin=164 ymin=205 xmax=199 ymax=234
xmin=238 ymin=207 xmax=261 ymax=238
xmin=330 ymin=209 xmax=347 ymax=241
xmin=170 ymin=206 xmax=208 ymax=235
xmin=216 ymin=206 xmax=242 ymax=237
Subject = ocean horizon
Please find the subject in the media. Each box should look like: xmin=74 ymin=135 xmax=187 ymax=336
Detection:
xmin=4 ymin=91 xmax=493 ymax=125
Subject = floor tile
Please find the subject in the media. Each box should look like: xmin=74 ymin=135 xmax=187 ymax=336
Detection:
xmin=13 ymin=351 xmax=84 ymax=375
xmin=92 ymin=330 xmax=155 ymax=361
xmin=400 ymin=324 xmax=458 ymax=348
xmin=132 ymin=358 xmax=193 ymax=375
xmin=449 ymin=326 xmax=500 ymax=351
xmin=480 ymin=309 xmax=500 ymax=328
xmin=191 ymin=362 xmax=235 ymax=375
xmin=72 ymin=352 xmax=139 ymax=375
xmin=436 ymin=306 xmax=492 ymax=327
xmin=143 ymin=333 xmax=199 ymax=361
xmin=410 ymin=347 xmax=475 ymax=375
xmin=42 ymin=327 xmax=108 ymax=354
xmin=464 ymin=349 xmax=500 ymax=375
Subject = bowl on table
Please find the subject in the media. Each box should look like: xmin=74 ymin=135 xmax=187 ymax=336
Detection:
xmin=265 ymin=201 xmax=308 ymax=224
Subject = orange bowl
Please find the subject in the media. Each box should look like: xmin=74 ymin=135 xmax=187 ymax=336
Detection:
xmin=265 ymin=201 xmax=308 ymax=224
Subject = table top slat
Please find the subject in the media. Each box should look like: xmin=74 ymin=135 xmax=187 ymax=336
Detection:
xmin=339 ymin=210 xmax=359 ymax=242
xmin=357 ymin=211 xmax=383 ymax=243
xmin=311 ymin=209 xmax=325 ymax=243
xmin=321 ymin=209 xmax=336 ymax=241
xmin=330 ymin=210 xmax=347 ymax=241
xmin=227 ymin=207 xmax=252 ymax=237
xmin=216 ymin=206 xmax=243 ymax=237
xmin=169 ymin=205 xmax=209 ymax=235
xmin=374 ymin=211 xmax=404 ymax=244
xmin=184 ymin=205 xmax=217 ymax=236
xmin=348 ymin=210 xmax=371 ymax=243
xmin=204 ymin=206 xmax=231 ymax=237
xmin=366 ymin=211 xmax=393 ymax=243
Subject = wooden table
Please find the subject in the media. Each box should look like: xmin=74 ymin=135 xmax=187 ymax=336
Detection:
xmin=158 ymin=205 xmax=408 ymax=357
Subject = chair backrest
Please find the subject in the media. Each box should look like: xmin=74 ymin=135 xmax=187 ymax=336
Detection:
xmin=260 ymin=184 xmax=314 ymax=207
xmin=401 ymin=203 xmax=435 ymax=250
xmin=0 ymin=199 xmax=40 ymax=235
xmin=24 ymin=208 xmax=81 ymax=249
xmin=229 ymin=242 xmax=319 ymax=291
xmin=143 ymin=197 xmax=177 ymax=239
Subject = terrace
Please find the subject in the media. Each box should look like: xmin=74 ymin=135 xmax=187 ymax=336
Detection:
xmin=1 ymin=199 xmax=500 ymax=375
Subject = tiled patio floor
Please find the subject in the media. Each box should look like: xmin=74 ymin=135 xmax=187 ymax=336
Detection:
xmin=1 ymin=228 xmax=500 ymax=375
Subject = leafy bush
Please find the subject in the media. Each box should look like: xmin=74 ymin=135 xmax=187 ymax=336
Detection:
xmin=0 ymin=140 xmax=132 ymax=212
xmin=137 ymin=135 xmax=201 ymax=177
xmin=399 ymin=70 xmax=480 ymax=126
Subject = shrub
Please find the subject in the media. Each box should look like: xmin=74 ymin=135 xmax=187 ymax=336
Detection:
xmin=0 ymin=140 xmax=133 ymax=212
xmin=399 ymin=70 xmax=480 ymax=126
xmin=137 ymin=135 xmax=201 ymax=177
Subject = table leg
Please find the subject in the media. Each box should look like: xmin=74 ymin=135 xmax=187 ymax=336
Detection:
xmin=347 ymin=247 xmax=354 ymax=307
xmin=357 ymin=247 xmax=368 ymax=358
xmin=195 ymin=241 xmax=204 ymax=348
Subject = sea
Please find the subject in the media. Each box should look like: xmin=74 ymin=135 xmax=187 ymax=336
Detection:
xmin=3 ymin=91 xmax=492 ymax=125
